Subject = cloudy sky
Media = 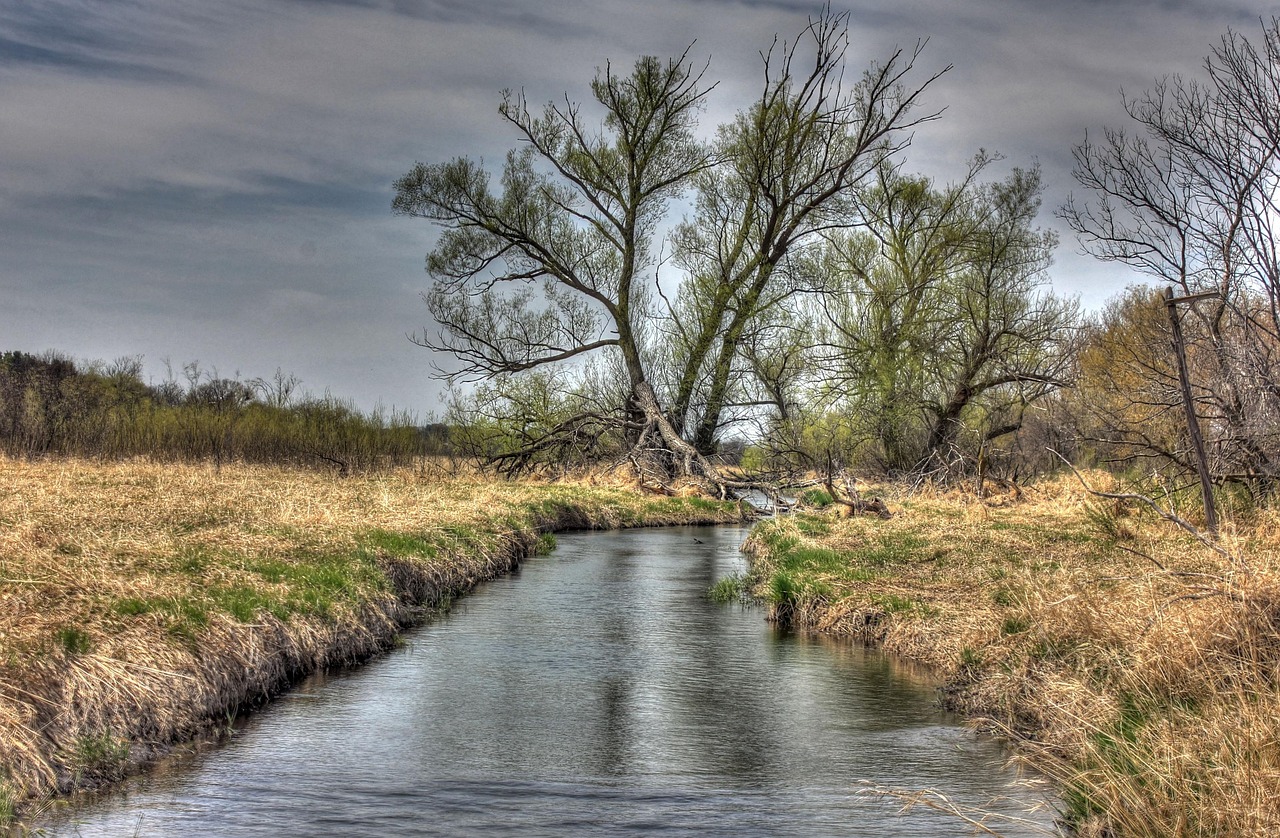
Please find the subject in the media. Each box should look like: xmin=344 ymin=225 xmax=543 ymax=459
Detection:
xmin=0 ymin=0 xmax=1272 ymax=417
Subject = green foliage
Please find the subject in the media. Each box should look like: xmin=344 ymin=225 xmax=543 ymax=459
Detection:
xmin=442 ymin=370 xmax=627 ymax=477
xmin=533 ymin=533 xmax=557 ymax=555
xmin=68 ymin=732 xmax=130 ymax=779
xmin=859 ymin=532 xmax=929 ymax=566
xmin=798 ymin=488 xmax=833 ymax=507
xmin=767 ymin=571 xmax=802 ymax=606
xmin=1061 ymin=695 xmax=1162 ymax=828
xmin=112 ymin=598 xmax=152 ymax=617
xmin=175 ymin=545 xmax=212 ymax=573
xmin=211 ymin=585 xmax=289 ymax=622
xmin=1001 ymin=615 xmax=1031 ymax=635
xmin=870 ymin=593 xmax=927 ymax=615
xmin=763 ymin=157 xmax=1075 ymax=479
xmin=56 ymin=626 xmax=93 ymax=655
xmin=795 ymin=516 xmax=831 ymax=536
xmin=360 ymin=529 xmax=438 ymax=558
xmin=0 ymin=780 xmax=13 ymax=826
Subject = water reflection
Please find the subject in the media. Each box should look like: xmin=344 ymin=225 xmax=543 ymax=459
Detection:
xmin=38 ymin=526 xmax=1053 ymax=837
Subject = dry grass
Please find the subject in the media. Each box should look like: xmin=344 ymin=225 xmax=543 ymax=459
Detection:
xmin=744 ymin=475 xmax=1280 ymax=836
xmin=0 ymin=456 xmax=742 ymax=821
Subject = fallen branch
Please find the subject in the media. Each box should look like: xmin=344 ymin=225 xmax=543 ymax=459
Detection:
xmin=1049 ymin=449 xmax=1241 ymax=566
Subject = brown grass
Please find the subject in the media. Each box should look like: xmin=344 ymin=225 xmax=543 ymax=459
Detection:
xmin=0 ymin=456 xmax=742 ymax=821
xmin=744 ymin=475 xmax=1280 ymax=836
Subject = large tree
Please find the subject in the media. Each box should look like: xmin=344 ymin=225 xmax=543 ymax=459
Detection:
xmin=395 ymin=11 xmax=945 ymax=486
xmin=660 ymin=13 xmax=948 ymax=454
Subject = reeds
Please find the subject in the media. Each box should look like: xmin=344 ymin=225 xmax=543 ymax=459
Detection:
xmin=0 ymin=456 xmax=742 ymax=821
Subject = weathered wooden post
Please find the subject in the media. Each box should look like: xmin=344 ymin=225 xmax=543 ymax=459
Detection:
xmin=1164 ymin=286 xmax=1219 ymax=537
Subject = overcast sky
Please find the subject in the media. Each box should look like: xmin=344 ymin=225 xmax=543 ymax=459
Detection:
xmin=1 ymin=0 xmax=1273 ymax=417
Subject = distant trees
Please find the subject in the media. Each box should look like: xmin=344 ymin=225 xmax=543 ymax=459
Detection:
xmin=0 ymin=351 xmax=445 ymax=471
xmin=1062 ymin=17 xmax=1280 ymax=496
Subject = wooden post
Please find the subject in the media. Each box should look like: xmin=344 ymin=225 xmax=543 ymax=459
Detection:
xmin=1164 ymin=286 xmax=1219 ymax=537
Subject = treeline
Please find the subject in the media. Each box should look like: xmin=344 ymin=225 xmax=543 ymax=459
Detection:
xmin=0 ymin=352 xmax=450 ymax=471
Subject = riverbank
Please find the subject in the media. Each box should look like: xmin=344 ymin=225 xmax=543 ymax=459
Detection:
xmin=742 ymin=477 xmax=1280 ymax=837
xmin=0 ymin=457 xmax=745 ymax=823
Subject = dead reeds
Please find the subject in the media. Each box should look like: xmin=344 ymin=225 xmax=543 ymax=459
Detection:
xmin=744 ymin=476 xmax=1280 ymax=836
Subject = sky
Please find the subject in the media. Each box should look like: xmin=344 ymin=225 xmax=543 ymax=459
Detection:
xmin=0 ymin=0 xmax=1273 ymax=418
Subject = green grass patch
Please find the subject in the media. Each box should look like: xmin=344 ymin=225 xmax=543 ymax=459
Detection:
xmin=859 ymin=532 xmax=929 ymax=567
xmin=768 ymin=570 xmax=802 ymax=606
xmin=210 ymin=585 xmax=290 ymax=622
xmin=779 ymin=545 xmax=848 ymax=574
xmin=111 ymin=597 xmax=152 ymax=617
xmin=174 ymin=545 xmax=214 ymax=575
xmin=532 ymin=497 xmax=576 ymax=521
xmin=1002 ymin=615 xmax=1031 ymax=635
xmin=707 ymin=573 xmax=748 ymax=604
xmin=795 ymin=516 xmax=831 ymax=536
xmin=56 ymin=626 xmax=93 ymax=655
xmin=533 ymin=533 xmax=557 ymax=555
xmin=869 ymin=592 xmax=936 ymax=617
xmin=67 ymin=731 xmax=130 ymax=779
xmin=360 ymin=528 xmax=438 ymax=558
xmin=0 ymin=780 xmax=13 ymax=826
xmin=686 ymin=496 xmax=726 ymax=513
xmin=798 ymin=488 xmax=833 ymax=507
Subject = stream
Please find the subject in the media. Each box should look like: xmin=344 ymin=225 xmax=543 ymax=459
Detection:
xmin=38 ymin=525 xmax=1054 ymax=836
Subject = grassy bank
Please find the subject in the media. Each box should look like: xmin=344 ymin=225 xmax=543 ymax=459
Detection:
xmin=0 ymin=457 xmax=743 ymax=822
xmin=743 ymin=477 xmax=1280 ymax=837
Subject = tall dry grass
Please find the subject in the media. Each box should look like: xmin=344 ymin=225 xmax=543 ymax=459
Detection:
xmin=0 ymin=456 xmax=741 ymax=822
xmin=745 ymin=476 xmax=1280 ymax=836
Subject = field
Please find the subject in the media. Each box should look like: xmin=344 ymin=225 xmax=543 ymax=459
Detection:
xmin=6 ymin=456 xmax=1277 ymax=836
xmin=743 ymin=476 xmax=1280 ymax=836
xmin=0 ymin=456 xmax=743 ymax=822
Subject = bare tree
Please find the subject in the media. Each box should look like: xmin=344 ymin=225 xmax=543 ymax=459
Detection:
xmin=1060 ymin=17 xmax=1280 ymax=492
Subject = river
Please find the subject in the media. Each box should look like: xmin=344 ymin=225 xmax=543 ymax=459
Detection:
xmin=37 ymin=525 xmax=1054 ymax=837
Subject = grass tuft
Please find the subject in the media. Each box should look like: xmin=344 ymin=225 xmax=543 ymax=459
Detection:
xmin=55 ymin=626 xmax=93 ymax=656
xmin=707 ymin=573 xmax=748 ymax=604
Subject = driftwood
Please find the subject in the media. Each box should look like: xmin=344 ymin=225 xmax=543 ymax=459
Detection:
xmin=825 ymin=468 xmax=893 ymax=519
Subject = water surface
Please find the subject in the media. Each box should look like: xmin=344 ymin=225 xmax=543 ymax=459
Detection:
xmin=40 ymin=526 xmax=1052 ymax=836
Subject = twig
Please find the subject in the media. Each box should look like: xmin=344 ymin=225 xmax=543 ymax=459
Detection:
xmin=857 ymin=782 xmax=1060 ymax=836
